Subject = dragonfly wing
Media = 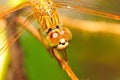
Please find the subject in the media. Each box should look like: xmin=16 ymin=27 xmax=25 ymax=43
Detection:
xmin=54 ymin=0 xmax=120 ymax=21
xmin=0 ymin=1 xmax=31 ymax=17
xmin=0 ymin=12 xmax=34 ymax=56
xmin=54 ymin=0 xmax=120 ymax=14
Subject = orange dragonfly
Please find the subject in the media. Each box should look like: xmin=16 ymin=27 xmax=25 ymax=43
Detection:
xmin=0 ymin=0 xmax=120 ymax=59
xmin=1 ymin=0 xmax=120 ymax=80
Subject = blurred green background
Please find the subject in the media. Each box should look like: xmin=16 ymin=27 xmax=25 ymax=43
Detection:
xmin=1 ymin=0 xmax=120 ymax=80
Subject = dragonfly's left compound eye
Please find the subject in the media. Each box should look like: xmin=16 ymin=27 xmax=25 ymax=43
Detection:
xmin=46 ymin=27 xmax=72 ymax=50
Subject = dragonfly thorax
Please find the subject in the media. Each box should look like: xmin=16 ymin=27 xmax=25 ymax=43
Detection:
xmin=46 ymin=27 xmax=72 ymax=50
xmin=31 ymin=0 xmax=60 ymax=33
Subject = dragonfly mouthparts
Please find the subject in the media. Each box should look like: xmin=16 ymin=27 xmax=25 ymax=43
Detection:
xmin=57 ymin=38 xmax=69 ymax=50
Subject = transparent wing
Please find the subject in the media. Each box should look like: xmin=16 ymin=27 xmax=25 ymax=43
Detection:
xmin=54 ymin=0 xmax=120 ymax=21
xmin=0 ymin=0 xmax=36 ymax=56
xmin=0 ymin=1 xmax=31 ymax=17
xmin=0 ymin=11 xmax=34 ymax=56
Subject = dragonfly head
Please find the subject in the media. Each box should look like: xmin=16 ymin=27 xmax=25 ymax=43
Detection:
xmin=46 ymin=27 xmax=72 ymax=50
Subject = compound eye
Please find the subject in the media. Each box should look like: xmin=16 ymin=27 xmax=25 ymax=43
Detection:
xmin=46 ymin=30 xmax=60 ymax=48
xmin=59 ymin=27 xmax=72 ymax=41
xmin=51 ymin=32 xmax=59 ymax=38
xmin=60 ymin=29 xmax=65 ymax=35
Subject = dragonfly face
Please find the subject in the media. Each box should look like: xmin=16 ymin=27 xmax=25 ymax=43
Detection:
xmin=46 ymin=27 xmax=72 ymax=50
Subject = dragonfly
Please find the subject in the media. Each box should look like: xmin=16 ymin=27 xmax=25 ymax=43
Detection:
xmin=1 ymin=0 xmax=120 ymax=80
xmin=0 ymin=0 xmax=73 ymax=61
xmin=0 ymin=0 xmax=120 ymax=61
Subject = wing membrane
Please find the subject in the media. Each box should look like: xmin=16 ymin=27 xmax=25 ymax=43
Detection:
xmin=0 ymin=1 xmax=31 ymax=17
xmin=54 ymin=0 xmax=120 ymax=21
xmin=0 ymin=12 xmax=34 ymax=56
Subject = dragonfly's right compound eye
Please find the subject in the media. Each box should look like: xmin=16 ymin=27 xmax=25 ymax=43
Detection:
xmin=46 ymin=27 xmax=72 ymax=50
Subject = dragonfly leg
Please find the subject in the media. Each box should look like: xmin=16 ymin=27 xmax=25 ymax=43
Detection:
xmin=61 ymin=50 xmax=68 ymax=62
xmin=52 ymin=49 xmax=67 ymax=65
